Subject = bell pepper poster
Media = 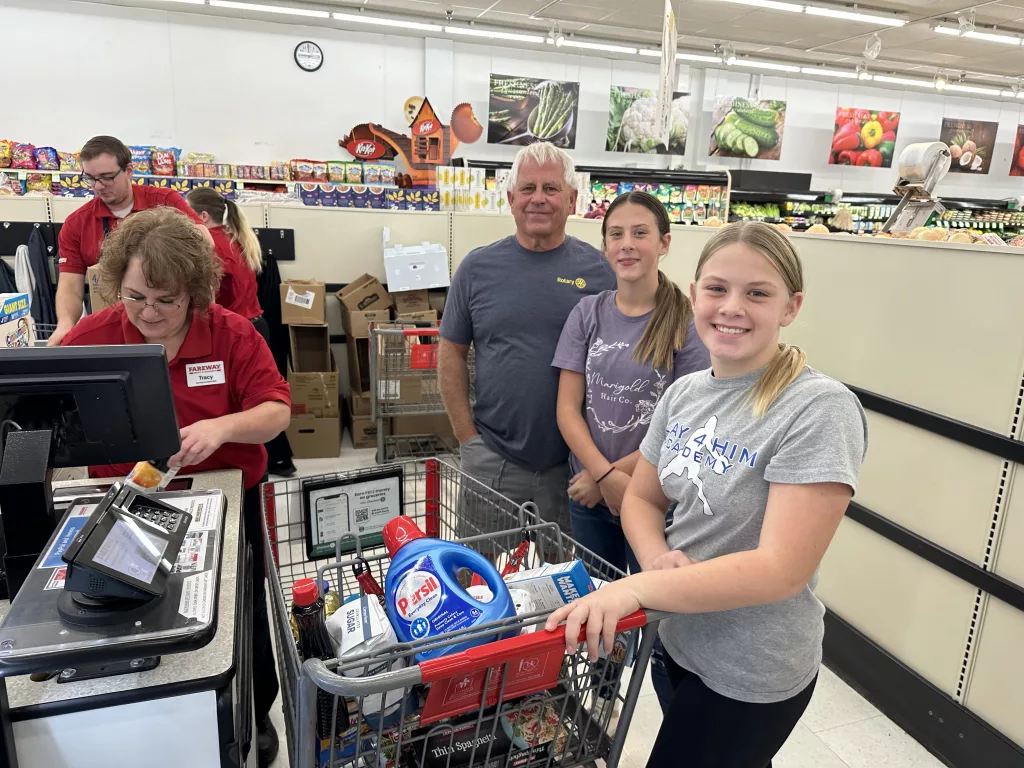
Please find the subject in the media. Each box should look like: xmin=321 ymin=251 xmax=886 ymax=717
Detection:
xmin=606 ymin=86 xmax=690 ymax=155
xmin=940 ymin=118 xmax=998 ymax=174
xmin=829 ymin=107 xmax=900 ymax=168
xmin=708 ymin=97 xmax=787 ymax=160
xmin=487 ymin=74 xmax=580 ymax=149
xmin=1011 ymin=126 xmax=1024 ymax=177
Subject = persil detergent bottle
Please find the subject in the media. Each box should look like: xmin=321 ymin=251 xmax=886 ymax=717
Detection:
xmin=382 ymin=517 xmax=516 ymax=662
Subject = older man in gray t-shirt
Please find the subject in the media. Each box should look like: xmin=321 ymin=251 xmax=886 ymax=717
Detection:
xmin=439 ymin=143 xmax=614 ymax=532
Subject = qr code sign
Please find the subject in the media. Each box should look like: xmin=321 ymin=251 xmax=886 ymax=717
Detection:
xmin=355 ymin=510 xmax=369 ymax=523
xmin=378 ymin=381 xmax=401 ymax=400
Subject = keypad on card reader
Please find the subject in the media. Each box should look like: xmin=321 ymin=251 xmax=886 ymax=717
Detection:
xmin=131 ymin=504 xmax=185 ymax=532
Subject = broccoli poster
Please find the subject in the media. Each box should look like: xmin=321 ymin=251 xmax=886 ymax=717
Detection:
xmin=708 ymin=97 xmax=786 ymax=160
xmin=828 ymin=107 xmax=900 ymax=168
xmin=1011 ymin=126 xmax=1024 ymax=177
xmin=606 ymin=86 xmax=690 ymax=155
xmin=939 ymin=118 xmax=998 ymax=174
xmin=487 ymin=74 xmax=580 ymax=149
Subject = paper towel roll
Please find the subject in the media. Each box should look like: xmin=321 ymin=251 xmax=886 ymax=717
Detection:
xmin=898 ymin=142 xmax=951 ymax=182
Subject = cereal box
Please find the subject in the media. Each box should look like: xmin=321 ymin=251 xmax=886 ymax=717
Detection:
xmin=0 ymin=293 xmax=34 ymax=348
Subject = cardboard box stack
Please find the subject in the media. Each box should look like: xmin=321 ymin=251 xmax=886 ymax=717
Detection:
xmin=281 ymin=280 xmax=340 ymax=458
xmin=337 ymin=275 xmax=393 ymax=447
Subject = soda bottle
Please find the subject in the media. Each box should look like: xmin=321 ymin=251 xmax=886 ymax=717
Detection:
xmin=292 ymin=578 xmax=350 ymax=739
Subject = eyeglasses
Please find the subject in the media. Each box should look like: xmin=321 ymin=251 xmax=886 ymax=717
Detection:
xmin=82 ymin=168 xmax=125 ymax=188
xmin=118 ymin=294 xmax=186 ymax=313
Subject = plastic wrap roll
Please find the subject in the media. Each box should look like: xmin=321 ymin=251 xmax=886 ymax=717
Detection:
xmin=898 ymin=142 xmax=951 ymax=181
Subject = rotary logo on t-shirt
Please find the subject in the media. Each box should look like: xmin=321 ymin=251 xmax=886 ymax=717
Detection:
xmin=660 ymin=416 xmax=758 ymax=516
xmin=186 ymin=361 xmax=226 ymax=387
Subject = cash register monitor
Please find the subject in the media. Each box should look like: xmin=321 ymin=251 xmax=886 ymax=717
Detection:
xmin=0 ymin=344 xmax=181 ymax=597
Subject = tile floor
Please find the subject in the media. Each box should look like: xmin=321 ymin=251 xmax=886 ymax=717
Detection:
xmin=266 ymin=445 xmax=948 ymax=768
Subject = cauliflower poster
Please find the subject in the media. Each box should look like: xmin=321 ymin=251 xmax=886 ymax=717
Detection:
xmin=939 ymin=118 xmax=998 ymax=174
xmin=606 ymin=86 xmax=690 ymax=155
xmin=709 ymin=97 xmax=787 ymax=160
xmin=828 ymin=107 xmax=900 ymax=168
xmin=487 ymin=75 xmax=580 ymax=149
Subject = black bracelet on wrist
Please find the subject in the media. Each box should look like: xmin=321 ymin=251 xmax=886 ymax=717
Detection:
xmin=596 ymin=467 xmax=615 ymax=483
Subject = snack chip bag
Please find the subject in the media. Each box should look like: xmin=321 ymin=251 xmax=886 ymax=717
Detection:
xmin=0 ymin=173 xmax=23 ymax=195
xmin=345 ymin=163 xmax=363 ymax=184
xmin=327 ymin=161 xmax=346 ymax=183
xmin=58 ymin=151 xmax=80 ymax=172
xmin=363 ymin=164 xmax=382 ymax=185
xmin=379 ymin=161 xmax=396 ymax=186
xmin=291 ymin=160 xmax=314 ymax=181
xmin=33 ymin=147 xmax=59 ymax=171
xmin=25 ymin=173 xmax=52 ymax=193
xmin=0 ymin=141 xmax=11 ymax=168
xmin=150 ymin=147 xmax=179 ymax=176
xmin=12 ymin=143 xmax=36 ymax=169
xmin=130 ymin=146 xmax=152 ymax=175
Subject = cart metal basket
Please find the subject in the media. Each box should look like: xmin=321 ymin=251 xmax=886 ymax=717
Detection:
xmin=368 ymin=328 xmax=474 ymax=464
xmin=262 ymin=459 xmax=660 ymax=768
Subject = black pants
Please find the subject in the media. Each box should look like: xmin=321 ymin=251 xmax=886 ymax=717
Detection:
xmin=646 ymin=651 xmax=816 ymax=768
xmin=244 ymin=481 xmax=280 ymax=724
xmin=251 ymin=316 xmax=293 ymax=467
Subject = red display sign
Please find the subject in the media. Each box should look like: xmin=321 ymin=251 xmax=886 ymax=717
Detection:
xmin=413 ymin=119 xmax=437 ymax=136
xmin=346 ymin=139 xmax=386 ymax=160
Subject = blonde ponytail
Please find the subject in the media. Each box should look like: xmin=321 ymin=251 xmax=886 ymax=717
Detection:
xmin=633 ymin=271 xmax=692 ymax=371
xmin=224 ymin=199 xmax=263 ymax=274
xmin=750 ymin=343 xmax=806 ymax=416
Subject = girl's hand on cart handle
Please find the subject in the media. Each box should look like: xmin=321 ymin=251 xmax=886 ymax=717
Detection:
xmin=545 ymin=580 xmax=641 ymax=658
xmin=568 ymin=470 xmax=602 ymax=508
xmin=647 ymin=550 xmax=695 ymax=571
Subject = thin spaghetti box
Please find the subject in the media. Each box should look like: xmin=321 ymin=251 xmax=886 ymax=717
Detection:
xmin=503 ymin=560 xmax=594 ymax=612
xmin=0 ymin=293 xmax=34 ymax=348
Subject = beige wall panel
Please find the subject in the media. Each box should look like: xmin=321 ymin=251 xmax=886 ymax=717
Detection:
xmin=267 ymin=206 xmax=449 ymax=285
xmin=236 ymin=202 xmax=264 ymax=228
xmin=817 ymin=517 xmax=976 ymax=695
xmin=856 ymin=412 xmax=1005 ymax=564
xmin=661 ymin=226 xmax=715 ymax=287
xmin=49 ymin=197 xmax=89 ymax=223
xmin=450 ymin=213 xmax=516 ymax=273
xmin=993 ymin=469 xmax=1024 ymax=586
xmin=963 ymin=597 xmax=1024 ymax=746
xmin=0 ymin=197 xmax=48 ymax=223
xmin=778 ymin=235 xmax=1024 ymax=434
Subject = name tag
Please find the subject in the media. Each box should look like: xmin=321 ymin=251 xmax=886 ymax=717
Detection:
xmin=186 ymin=361 xmax=226 ymax=387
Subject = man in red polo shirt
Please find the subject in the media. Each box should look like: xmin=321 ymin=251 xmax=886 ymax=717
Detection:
xmin=49 ymin=135 xmax=212 ymax=346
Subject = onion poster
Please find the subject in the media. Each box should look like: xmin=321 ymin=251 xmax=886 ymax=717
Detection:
xmin=708 ymin=97 xmax=786 ymax=160
xmin=1011 ymin=126 xmax=1024 ymax=177
xmin=606 ymin=86 xmax=690 ymax=155
xmin=940 ymin=118 xmax=998 ymax=174
xmin=487 ymin=74 xmax=580 ymax=149
xmin=829 ymin=107 xmax=900 ymax=168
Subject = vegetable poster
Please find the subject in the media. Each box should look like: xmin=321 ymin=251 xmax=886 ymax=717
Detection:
xmin=1011 ymin=126 xmax=1024 ymax=177
xmin=708 ymin=97 xmax=786 ymax=160
xmin=940 ymin=118 xmax=998 ymax=174
xmin=487 ymin=75 xmax=580 ymax=149
xmin=606 ymin=86 xmax=690 ymax=155
xmin=829 ymin=107 xmax=900 ymax=168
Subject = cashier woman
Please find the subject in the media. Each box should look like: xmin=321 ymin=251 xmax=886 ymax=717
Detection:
xmin=59 ymin=207 xmax=287 ymax=767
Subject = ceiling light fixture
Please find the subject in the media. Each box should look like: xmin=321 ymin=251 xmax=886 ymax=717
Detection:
xmin=944 ymin=83 xmax=1003 ymax=95
xmin=804 ymin=5 xmax=906 ymax=27
xmin=443 ymin=25 xmax=547 ymax=43
xmin=677 ymin=52 xmax=726 ymax=63
xmin=722 ymin=43 xmax=737 ymax=64
xmin=933 ymin=25 xmax=1022 ymax=44
xmin=863 ymin=32 xmax=882 ymax=60
xmin=730 ymin=59 xmax=801 ymax=73
xmin=208 ymin=1 xmax=330 ymax=17
xmin=331 ymin=12 xmax=442 ymax=31
xmin=856 ymin=61 xmax=871 ymax=80
xmin=152 ymin=0 xmax=207 ymax=4
xmin=957 ymin=9 xmax=976 ymax=36
xmin=873 ymin=74 xmax=935 ymax=88
xmin=800 ymin=66 xmax=858 ymax=79
xmin=717 ymin=0 xmax=803 ymax=11
xmin=934 ymin=71 xmax=948 ymax=90
xmin=556 ymin=38 xmax=638 ymax=54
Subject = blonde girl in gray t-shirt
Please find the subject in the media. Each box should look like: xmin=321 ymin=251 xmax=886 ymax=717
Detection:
xmin=546 ymin=221 xmax=867 ymax=768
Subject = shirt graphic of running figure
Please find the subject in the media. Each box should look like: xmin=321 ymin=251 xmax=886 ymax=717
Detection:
xmin=659 ymin=415 xmax=730 ymax=515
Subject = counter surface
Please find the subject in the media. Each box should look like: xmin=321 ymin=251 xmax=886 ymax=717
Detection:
xmin=0 ymin=469 xmax=243 ymax=713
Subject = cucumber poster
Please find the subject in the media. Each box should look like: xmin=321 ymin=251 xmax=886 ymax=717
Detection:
xmin=828 ymin=107 xmax=900 ymax=168
xmin=606 ymin=86 xmax=690 ymax=155
xmin=939 ymin=118 xmax=998 ymax=175
xmin=487 ymin=75 xmax=581 ymax=149
xmin=709 ymin=97 xmax=787 ymax=160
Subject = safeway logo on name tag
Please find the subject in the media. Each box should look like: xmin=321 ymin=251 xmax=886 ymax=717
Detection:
xmin=186 ymin=362 xmax=226 ymax=387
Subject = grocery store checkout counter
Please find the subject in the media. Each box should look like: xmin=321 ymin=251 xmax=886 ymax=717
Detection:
xmin=0 ymin=346 xmax=256 ymax=768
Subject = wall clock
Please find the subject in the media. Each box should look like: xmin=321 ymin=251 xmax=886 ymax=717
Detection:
xmin=294 ymin=41 xmax=323 ymax=72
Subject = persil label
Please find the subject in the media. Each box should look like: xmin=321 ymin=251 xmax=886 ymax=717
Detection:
xmin=395 ymin=569 xmax=442 ymax=630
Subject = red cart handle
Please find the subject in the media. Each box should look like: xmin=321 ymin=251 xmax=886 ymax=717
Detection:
xmin=400 ymin=327 xmax=439 ymax=337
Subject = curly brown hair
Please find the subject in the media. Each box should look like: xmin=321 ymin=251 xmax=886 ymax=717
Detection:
xmin=96 ymin=206 xmax=222 ymax=313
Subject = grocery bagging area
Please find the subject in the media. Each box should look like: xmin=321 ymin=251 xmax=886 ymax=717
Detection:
xmin=1 ymin=1 xmax=1023 ymax=768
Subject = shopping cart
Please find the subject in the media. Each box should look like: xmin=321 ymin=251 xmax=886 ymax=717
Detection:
xmin=262 ymin=459 xmax=661 ymax=768
xmin=368 ymin=327 xmax=474 ymax=464
xmin=32 ymin=322 xmax=57 ymax=345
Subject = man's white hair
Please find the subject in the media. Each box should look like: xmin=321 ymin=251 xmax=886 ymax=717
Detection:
xmin=507 ymin=142 xmax=576 ymax=191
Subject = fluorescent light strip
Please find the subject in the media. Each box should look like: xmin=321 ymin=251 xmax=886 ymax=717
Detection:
xmin=934 ymin=25 xmax=1022 ymax=44
xmin=800 ymin=66 xmax=857 ymax=79
xmin=332 ymin=12 xmax=442 ymax=31
xmin=730 ymin=59 xmax=801 ymax=73
xmin=873 ymin=74 xmax=934 ymax=88
xmin=805 ymin=6 xmax=906 ymax=26
xmin=677 ymin=53 xmax=725 ymax=63
xmin=718 ymin=0 xmax=803 ymax=11
xmin=153 ymin=0 xmax=207 ymax=4
xmin=945 ymin=83 xmax=1003 ymax=96
xmin=209 ymin=1 xmax=330 ymax=17
xmin=443 ymin=25 xmax=546 ymax=43
xmin=557 ymin=39 xmax=637 ymax=54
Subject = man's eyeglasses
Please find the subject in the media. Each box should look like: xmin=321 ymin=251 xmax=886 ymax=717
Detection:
xmin=82 ymin=168 xmax=125 ymax=188
xmin=118 ymin=294 xmax=186 ymax=313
